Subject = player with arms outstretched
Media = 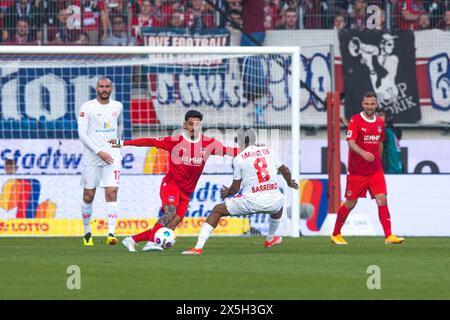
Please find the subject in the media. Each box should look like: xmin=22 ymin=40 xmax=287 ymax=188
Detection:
xmin=331 ymin=92 xmax=404 ymax=245
xmin=182 ymin=129 xmax=299 ymax=255
xmin=114 ymin=110 xmax=240 ymax=252
xmin=78 ymin=77 xmax=123 ymax=246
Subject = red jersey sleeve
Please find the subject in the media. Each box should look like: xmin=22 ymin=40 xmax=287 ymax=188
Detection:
xmin=346 ymin=117 xmax=359 ymax=141
xmin=123 ymin=137 xmax=173 ymax=150
xmin=208 ymin=139 xmax=240 ymax=157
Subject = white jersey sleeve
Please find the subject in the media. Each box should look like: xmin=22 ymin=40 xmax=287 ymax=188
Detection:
xmin=77 ymin=102 xmax=104 ymax=154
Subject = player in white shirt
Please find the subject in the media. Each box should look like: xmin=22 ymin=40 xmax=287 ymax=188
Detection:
xmin=77 ymin=77 xmax=123 ymax=246
xmin=182 ymin=129 xmax=299 ymax=255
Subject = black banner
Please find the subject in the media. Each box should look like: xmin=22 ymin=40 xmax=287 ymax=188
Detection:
xmin=339 ymin=30 xmax=421 ymax=123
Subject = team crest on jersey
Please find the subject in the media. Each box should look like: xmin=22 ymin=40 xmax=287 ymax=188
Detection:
xmin=112 ymin=111 xmax=118 ymax=117
xmin=377 ymin=126 xmax=382 ymax=133
xmin=79 ymin=112 xmax=85 ymax=117
xmin=347 ymin=190 xmax=352 ymax=197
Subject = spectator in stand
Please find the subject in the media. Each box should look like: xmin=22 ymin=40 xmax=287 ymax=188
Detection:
xmin=99 ymin=0 xmax=129 ymax=41
xmin=394 ymin=0 xmax=426 ymax=30
xmin=424 ymin=0 xmax=450 ymax=29
xmin=132 ymin=0 xmax=159 ymax=45
xmin=102 ymin=14 xmax=136 ymax=46
xmin=241 ymin=0 xmax=265 ymax=46
xmin=2 ymin=0 xmax=43 ymax=43
xmin=300 ymin=0 xmax=322 ymax=29
xmin=227 ymin=9 xmax=243 ymax=30
xmin=185 ymin=0 xmax=215 ymax=29
xmin=264 ymin=0 xmax=277 ymax=30
xmin=443 ymin=10 xmax=450 ymax=31
xmin=348 ymin=0 xmax=367 ymax=30
xmin=75 ymin=31 xmax=90 ymax=44
xmin=323 ymin=0 xmax=350 ymax=29
xmin=279 ymin=7 xmax=298 ymax=29
xmin=48 ymin=7 xmax=82 ymax=44
xmin=171 ymin=8 xmax=186 ymax=28
xmin=333 ymin=14 xmax=347 ymax=30
xmin=3 ymin=17 xmax=36 ymax=44
xmin=0 ymin=1 xmax=14 ymax=42
xmin=416 ymin=13 xmax=430 ymax=29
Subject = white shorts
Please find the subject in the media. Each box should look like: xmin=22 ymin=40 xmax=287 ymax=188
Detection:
xmin=80 ymin=162 xmax=121 ymax=189
xmin=226 ymin=193 xmax=284 ymax=216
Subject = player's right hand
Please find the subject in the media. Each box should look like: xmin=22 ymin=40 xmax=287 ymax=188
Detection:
xmin=108 ymin=139 xmax=122 ymax=148
xmin=97 ymin=151 xmax=114 ymax=164
xmin=361 ymin=151 xmax=375 ymax=162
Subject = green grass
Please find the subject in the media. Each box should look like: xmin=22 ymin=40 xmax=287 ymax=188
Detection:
xmin=1 ymin=237 xmax=450 ymax=300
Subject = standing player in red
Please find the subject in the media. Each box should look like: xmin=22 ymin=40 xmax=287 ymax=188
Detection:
xmin=331 ymin=92 xmax=405 ymax=245
xmin=112 ymin=110 xmax=240 ymax=252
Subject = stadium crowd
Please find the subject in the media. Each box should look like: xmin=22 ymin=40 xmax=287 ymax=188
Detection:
xmin=0 ymin=0 xmax=449 ymax=45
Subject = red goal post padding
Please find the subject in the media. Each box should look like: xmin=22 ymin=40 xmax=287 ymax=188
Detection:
xmin=326 ymin=92 xmax=341 ymax=214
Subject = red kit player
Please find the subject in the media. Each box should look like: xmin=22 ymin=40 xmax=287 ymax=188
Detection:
xmin=113 ymin=110 xmax=240 ymax=252
xmin=331 ymin=92 xmax=405 ymax=245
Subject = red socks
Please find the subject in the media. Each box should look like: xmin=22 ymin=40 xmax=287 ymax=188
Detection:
xmin=332 ymin=204 xmax=351 ymax=236
xmin=132 ymin=223 xmax=164 ymax=243
xmin=378 ymin=205 xmax=392 ymax=237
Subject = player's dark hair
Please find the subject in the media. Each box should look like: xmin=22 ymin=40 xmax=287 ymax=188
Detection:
xmin=184 ymin=110 xmax=203 ymax=121
xmin=363 ymin=91 xmax=377 ymax=100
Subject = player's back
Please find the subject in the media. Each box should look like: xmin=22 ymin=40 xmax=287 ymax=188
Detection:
xmin=234 ymin=145 xmax=283 ymax=201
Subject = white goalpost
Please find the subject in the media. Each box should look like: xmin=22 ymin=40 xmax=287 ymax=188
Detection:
xmin=0 ymin=45 xmax=301 ymax=238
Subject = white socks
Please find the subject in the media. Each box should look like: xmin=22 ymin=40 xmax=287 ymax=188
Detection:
xmin=195 ymin=222 xmax=214 ymax=249
xmin=81 ymin=201 xmax=92 ymax=235
xmin=266 ymin=217 xmax=281 ymax=241
xmin=106 ymin=202 xmax=118 ymax=236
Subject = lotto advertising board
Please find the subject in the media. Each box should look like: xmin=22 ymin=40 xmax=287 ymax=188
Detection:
xmin=1 ymin=174 xmax=450 ymax=237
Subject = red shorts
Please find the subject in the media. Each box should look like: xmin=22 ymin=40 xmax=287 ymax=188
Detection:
xmin=345 ymin=171 xmax=387 ymax=200
xmin=160 ymin=181 xmax=191 ymax=218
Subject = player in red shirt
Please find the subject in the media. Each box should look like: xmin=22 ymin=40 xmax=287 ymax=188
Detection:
xmin=331 ymin=92 xmax=405 ymax=245
xmin=115 ymin=110 xmax=240 ymax=252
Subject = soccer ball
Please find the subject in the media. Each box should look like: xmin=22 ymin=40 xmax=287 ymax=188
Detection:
xmin=154 ymin=227 xmax=176 ymax=249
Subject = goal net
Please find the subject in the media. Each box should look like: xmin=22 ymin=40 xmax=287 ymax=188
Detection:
xmin=0 ymin=46 xmax=300 ymax=238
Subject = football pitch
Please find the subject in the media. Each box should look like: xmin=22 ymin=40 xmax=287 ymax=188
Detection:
xmin=1 ymin=237 xmax=450 ymax=300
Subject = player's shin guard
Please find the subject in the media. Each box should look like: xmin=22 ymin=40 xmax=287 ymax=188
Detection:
xmin=81 ymin=201 xmax=93 ymax=235
xmin=106 ymin=202 xmax=118 ymax=236
xmin=378 ymin=205 xmax=392 ymax=237
xmin=266 ymin=217 xmax=281 ymax=240
xmin=332 ymin=204 xmax=351 ymax=236
xmin=194 ymin=222 xmax=214 ymax=250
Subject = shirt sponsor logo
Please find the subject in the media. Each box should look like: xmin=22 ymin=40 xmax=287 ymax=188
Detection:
xmin=168 ymin=195 xmax=176 ymax=203
xmin=363 ymin=135 xmax=381 ymax=142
